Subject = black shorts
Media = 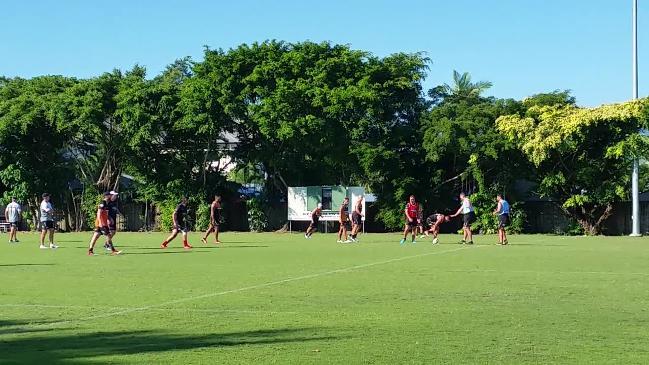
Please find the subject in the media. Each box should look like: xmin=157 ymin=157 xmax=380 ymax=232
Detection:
xmin=406 ymin=219 xmax=418 ymax=229
xmin=95 ymin=226 xmax=110 ymax=235
xmin=309 ymin=217 xmax=319 ymax=230
xmin=352 ymin=213 xmax=362 ymax=225
xmin=8 ymin=222 xmax=18 ymax=228
xmin=499 ymin=214 xmax=509 ymax=228
xmin=109 ymin=222 xmax=117 ymax=232
xmin=41 ymin=220 xmax=54 ymax=230
xmin=174 ymin=224 xmax=189 ymax=233
xmin=463 ymin=212 xmax=476 ymax=227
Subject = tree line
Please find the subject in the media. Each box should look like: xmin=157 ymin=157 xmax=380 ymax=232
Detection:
xmin=1 ymin=40 xmax=648 ymax=235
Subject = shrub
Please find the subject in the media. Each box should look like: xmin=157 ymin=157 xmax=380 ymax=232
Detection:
xmin=247 ymin=197 xmax=267 ymax=232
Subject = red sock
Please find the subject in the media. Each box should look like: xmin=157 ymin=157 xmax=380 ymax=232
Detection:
xmin=183 ymin=238 xmax=188 ymax=246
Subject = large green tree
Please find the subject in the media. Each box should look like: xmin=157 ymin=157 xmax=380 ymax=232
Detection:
xmin=0 ymin=76 xmax=76 ymax=226
xmin=496 ymin=97 xmax=649 ymax=235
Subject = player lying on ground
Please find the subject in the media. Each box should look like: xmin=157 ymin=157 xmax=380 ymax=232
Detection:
xmin=426 ymin=213 xmax=450 ymax=244
xmin=161 ymin=196 xmax=192 ymax=249
xmin=305 ymin=203 xmax=322 ymax=239
xmin=88 ymin=192 xmax=121 ymax=256
xmin=201 ymin=195 xmax=222 ymax=245
xmin=401 ymin=195 xmax=419 ymax=245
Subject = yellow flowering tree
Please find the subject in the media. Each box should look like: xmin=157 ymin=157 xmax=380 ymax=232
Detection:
xmin=496 ymin=98 xmax=649 ymax=235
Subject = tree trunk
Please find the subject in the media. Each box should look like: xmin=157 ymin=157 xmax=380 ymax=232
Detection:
xmin=570 ymin=203 xmax=614 ymax=236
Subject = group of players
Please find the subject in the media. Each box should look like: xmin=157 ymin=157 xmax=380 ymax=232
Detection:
xmin=303 ymin=192 xmax=511 ymax=246
xmin=4 ymin=190 xmax=511 ymax=254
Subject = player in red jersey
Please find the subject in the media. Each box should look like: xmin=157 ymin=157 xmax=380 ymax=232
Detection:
xmin=400 ymin=195 xmax=419 ymax=245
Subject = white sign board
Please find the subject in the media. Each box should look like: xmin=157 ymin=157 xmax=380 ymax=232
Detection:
xmin=287 ymin=186 xmax=366 ymax=222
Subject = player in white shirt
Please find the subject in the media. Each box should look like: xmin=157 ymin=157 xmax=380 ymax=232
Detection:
xmin=39 ymin=193 xmax=58 ymax=249
xmin=4 ymin=197 xmax=22 ymax=243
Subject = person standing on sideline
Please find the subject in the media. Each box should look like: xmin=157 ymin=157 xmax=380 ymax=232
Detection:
xmin=161 ymin=196 xmax=192 ymax=249
xmin=89 ymin=192 xmax=121 ymax=256
xmin=5 ymin=197 xmax=22 ymax=243
xmin=201 ymin=195 xmax=223 ymax=245
xmin=400 ymin=195 xmax=419 ymax=245
xmin=493 ymin=194 xmax=510 ymax=245
xmin=104 ymin=191 xmax=120 ymax=251
xmin=451 ymin=192 xmax=475 ymax=244
xmin=337 ymin=197 xmax=351 ymax=243
xmin=350 ymin=196 xmax=364 ymax=242
xmin=305 ymin=203 xmax=322 ymax=239
xmin=39 ymin=193 xmax=58 ymax=249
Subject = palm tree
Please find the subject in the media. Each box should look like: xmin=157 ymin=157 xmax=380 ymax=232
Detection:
xmin=443 ymin=70 xmax=492 ymax=98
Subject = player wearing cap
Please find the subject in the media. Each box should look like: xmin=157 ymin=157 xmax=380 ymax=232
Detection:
xmin=88 ymin=192 xmax=121 ymax=256
xmin=305 ymin=203 xmax=322 ymax=239
xmin=201 ymin=195 xmax=222 ymax=245
xmin=5 ymin=197 xmax=22 ymax=243
xmin=39 ymin=193 xmax=58 ymax=249
xmin=161 ymin=196 xmax=192 ymax=249
xmin=400 ymin=195 xmax=419 ymax=245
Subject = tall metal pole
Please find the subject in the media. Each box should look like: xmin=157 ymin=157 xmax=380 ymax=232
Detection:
xmin=631 ymin=0 xmax=641 ymax=236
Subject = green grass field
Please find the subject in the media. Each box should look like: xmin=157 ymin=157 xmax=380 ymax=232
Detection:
xmin=1 ymin=232 xmax=649 ymax=364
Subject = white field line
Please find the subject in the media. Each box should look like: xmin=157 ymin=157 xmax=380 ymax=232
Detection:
xmin=441 ymin=269 xmax=649 ymax=276
xmin=13 ymin=245 xmax=479 ymax=329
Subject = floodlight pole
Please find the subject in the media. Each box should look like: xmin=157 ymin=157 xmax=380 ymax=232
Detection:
xmin=631 ymin=0 xmax=642 ymax=236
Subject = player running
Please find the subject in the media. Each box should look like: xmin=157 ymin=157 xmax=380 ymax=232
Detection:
xmin=349 ymin=196 xmax=363 ymax=242
xmin=88 ymin=192 xmax=121 ymax=256
xmin=39 ymin=193 xmax=58 ymax=249
xmin=493 ymin=194 xmax=510 ymax=245
xmin=201 ymin=195 xmax=223 ymax=245
xmin=161 ymin=196 xmax=192 ymax=249
xmin=337 ymin=197 xmax=351 ymax=243
xmin=305 ymin=203 xmax=322 ymax=239
xmin=450 ymin=192 xmax=475 ymax=244
xmin=5 ymin=197 xmax=22 ymax=243
xmin=426 ymin=213 xmax=450 ymax=244
xmin=400 ymin=195 xmax=419 ymax=245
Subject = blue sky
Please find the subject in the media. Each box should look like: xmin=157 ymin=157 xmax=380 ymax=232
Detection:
xmin=1 ymin=0 xmax=646 ymax=106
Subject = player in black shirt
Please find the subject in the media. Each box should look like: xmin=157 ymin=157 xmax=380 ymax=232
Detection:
xmin=304 ymin=203 xmax=322 ymax=239
xmin=161 ymin=196 xmax=192 ymax=249
xmin=201 ymin=195 xmax=223 ymax=245
xmin=104 ymin=191 xmax=120 ymax=251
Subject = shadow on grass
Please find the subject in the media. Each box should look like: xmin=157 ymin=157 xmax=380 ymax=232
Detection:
xmin=0 ymin=319 xmax=65 ymax=335
xmin=0 ymin=326 xmax=336 ymax=364
xmin=0 ymin=264 xmax=55 ymax=267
